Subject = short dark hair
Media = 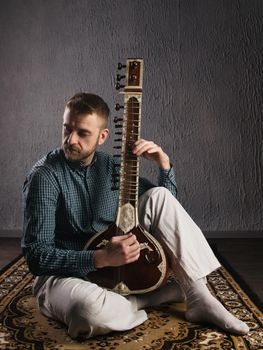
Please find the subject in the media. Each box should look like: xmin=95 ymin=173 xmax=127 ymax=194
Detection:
xmin=66 ymin=92 xmax=110 ymax=127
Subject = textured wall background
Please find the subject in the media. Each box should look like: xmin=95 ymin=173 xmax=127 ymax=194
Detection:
xmin=0 ymin=0 xmax=262 ymax=234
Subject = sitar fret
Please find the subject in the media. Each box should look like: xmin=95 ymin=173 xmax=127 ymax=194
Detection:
xmin=120 ymin=187 xmax=138 ymax=190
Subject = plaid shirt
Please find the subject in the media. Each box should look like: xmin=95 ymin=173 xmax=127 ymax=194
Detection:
xmin=22 ymin=148 xmax=177 ymax=277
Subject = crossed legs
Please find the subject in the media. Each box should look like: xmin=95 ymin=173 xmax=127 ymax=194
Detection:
xmin=33 ymin=275 xmax=147 ymax=338
xmin=33 ymin=187 xmax=249 ymax=338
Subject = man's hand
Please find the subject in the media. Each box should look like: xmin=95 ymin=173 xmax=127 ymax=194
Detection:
xmin=132 ymin=139 xmax=170 ymax=170
xmin=93 ymin=233 xmax=140 ymax=268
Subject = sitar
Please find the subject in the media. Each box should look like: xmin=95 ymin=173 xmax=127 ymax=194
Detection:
xmin=84 ymin=58 xmax=168 ymax=295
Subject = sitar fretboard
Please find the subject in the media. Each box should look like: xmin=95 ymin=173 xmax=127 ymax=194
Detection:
xmin=119 ymin=95 xmax=141 ymax=208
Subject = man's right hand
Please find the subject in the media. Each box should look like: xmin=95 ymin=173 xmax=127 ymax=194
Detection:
xmin=93 ymin=233 xmax=140 ymax=268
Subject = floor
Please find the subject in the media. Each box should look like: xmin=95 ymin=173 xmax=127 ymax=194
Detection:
xmin=0 ymin=237 xmax=22 ymax=269
xmin=0 ymin=237 xmax=262 ymax=307
xmin=208 ymin=238 xmax=263 ymax=306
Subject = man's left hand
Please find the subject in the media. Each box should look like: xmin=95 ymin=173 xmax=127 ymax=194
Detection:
xmin=132 ymin=139 xmax=170 ymax=170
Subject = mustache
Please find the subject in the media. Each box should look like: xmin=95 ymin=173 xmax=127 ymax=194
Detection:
xmin=64 ymin=145 xmax=81 ymax=152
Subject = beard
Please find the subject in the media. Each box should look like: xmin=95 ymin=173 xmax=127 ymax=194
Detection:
xmin=62 ymin=142 xmax=98 ymax=165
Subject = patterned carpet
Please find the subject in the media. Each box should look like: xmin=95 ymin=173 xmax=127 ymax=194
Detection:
xmin=0 ymin=256 xmax=262 ymax=350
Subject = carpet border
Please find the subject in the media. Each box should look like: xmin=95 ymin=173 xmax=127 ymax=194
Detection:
xmin=0 ymin=254 xmax=23 ymax=274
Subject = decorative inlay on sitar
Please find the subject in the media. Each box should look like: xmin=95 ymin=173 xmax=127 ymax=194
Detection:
xmin=84 ymin=59 xmax=168 ymax=295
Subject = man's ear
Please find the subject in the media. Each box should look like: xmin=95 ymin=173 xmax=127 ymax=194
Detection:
xmin=98 ymin=128 xmax=109 ymax=145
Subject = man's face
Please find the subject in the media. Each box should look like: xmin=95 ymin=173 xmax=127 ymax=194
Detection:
xmin=62 ymin=107 xmax=108 ymax=166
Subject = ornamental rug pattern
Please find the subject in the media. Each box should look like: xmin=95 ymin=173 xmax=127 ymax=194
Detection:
xmin=0 ymin=257 xmax=262 ymax=350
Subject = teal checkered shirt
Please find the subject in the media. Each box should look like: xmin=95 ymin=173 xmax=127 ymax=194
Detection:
xmin=22 ymin=148 xmax=177 ymax=277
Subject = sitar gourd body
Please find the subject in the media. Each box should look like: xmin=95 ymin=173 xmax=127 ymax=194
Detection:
xmin=84 ymin=59 xmax=168 ymax=295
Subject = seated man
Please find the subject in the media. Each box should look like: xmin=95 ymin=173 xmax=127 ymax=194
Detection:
xmin=22 ymin=92 xmax=249 ymax=339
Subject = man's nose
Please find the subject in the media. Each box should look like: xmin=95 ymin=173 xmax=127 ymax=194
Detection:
xmin=67 ymin=132 xmax=78 ymax=145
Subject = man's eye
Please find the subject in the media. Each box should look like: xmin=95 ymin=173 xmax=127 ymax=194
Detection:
xmin=64 ymin=126 xmax=71 ymax=134
xmin=79 ymin=132 xmax=89 ymax=137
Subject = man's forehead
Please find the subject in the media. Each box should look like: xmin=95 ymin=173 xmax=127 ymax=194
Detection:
xmin=63 ymin=107 xmax=107 ymax=129
xmin=64 ymin=107 xmax=94 ymax=117
xmin=63 ymin=108 xmax=98 ymax=122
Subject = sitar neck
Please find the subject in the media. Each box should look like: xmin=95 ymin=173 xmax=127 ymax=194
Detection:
xmin=119 ymin=93 xmax=142 ymax=207
xmin=115 ymin=59 xmax=143 ymax=233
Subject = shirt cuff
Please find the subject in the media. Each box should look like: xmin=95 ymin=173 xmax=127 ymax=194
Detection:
xmin=158 ymin=164 xmax=176 ymax=183
xmin=78 ymin=250 xmax=97 ymax=276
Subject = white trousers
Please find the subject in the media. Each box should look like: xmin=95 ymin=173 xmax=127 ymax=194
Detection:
xmin=33 ymin=187 xmax=220 ymax=338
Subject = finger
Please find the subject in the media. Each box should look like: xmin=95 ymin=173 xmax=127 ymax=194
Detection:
xmin=125 ymin=251 xmax=140 ymax=264
xmin=132 ymin=140 xmax=153 ymax=153
xmin=144 ymin=145 xmax=161 ymax=154
xmin=111 ymin=233 xmax=133 ymax=243
xmin=120 ymin=237 xmax=139 ymax=253
xmin=133 ymin=139 xmax=145 ymax=147
xmin=127 ymin=240 xmax=140 ymax=254
xmin=123 ymin=234 xmax=139 ymax=247
xmin=136 ymin=140 xmax=154 ymax=150
xmin=112 ymin=234 xmax=137 ymax=250
xmin=133 ymin=141 xmax=153 ymax=154
xmin=134 ymin=143 xmax=158 ymax=156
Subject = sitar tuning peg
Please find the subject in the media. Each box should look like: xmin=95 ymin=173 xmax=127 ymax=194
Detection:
xmin=113 ymin=116 xmax=123 ymax=123
xmin=115 ymin=82 xmax=125 ymax=90
xmin=117 ymin=74 xmax=125 ymax=81
xmin=115 ymin=103 xmax=124 ymax=111
xmin=118 ymin=62 xmax=127 ymax=70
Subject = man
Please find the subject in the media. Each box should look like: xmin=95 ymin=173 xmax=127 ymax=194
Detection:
xmin=22 ymin=92 xmax=249 ymax=339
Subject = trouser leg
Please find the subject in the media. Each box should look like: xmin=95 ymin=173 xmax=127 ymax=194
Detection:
xmin=137 ymin=188 xmax=250 ymax=336
xmin=138 ymin=187 xmax=221 ymax=289
xmin=33 ymin=276 xmax=147 ymax=339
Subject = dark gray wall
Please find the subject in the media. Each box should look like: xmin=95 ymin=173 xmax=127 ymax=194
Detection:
xmin=0 ymin=0 xmax=262 ymax=234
